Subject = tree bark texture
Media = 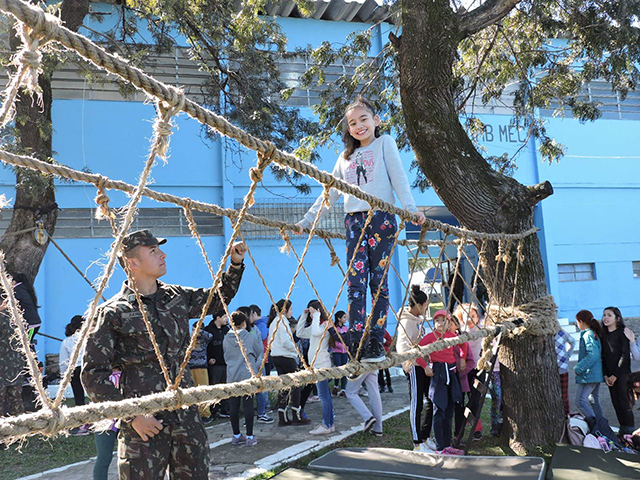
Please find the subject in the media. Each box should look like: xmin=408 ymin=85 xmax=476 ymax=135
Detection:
xmin=398 ymin=0 xmax=563 ymax=451
xmin=0 ymin=0 xmax=90 ymax=285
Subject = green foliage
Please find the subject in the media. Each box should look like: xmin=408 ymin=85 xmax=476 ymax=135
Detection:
xmin=296 ymin=0 xmax=639 ymax=186
xmin=116 ymin=0 xmax=320 ymax=192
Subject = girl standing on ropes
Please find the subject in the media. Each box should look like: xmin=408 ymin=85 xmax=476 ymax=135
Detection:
xmin=268 ymin=299 xmax=311 ymax=426
xmin=574 ymin=310 xmax=605 ymax=427
xmin=397 ymin=285 xmax=436 ymax=452
xmin=600 ymin=306 xmax=635 ymax=434
xmin=416 ymin=310 xmax=464 ymax=456
xmin=297 ymin=300 xmax=335 ymax=435
xmin=295 ymin=97 xmax=426 ymax=363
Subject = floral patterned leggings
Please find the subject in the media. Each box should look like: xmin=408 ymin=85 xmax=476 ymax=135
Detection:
xmin=345 ymin=210 xmax=397 ymax=344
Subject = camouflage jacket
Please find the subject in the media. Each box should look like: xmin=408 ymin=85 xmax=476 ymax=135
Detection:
xmin=82 ymin=265 xmax=244 ymax=403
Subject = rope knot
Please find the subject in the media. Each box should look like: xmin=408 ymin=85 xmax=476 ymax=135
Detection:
xmin=280 ymin=227 xmax=292 ymax=254
xmin=249 ymin=167 xmax=263 ymax=184
xmin=155 ymin=120 xmax=173 ymax=138
xmin=257 ymin=142 xmax=277 ymax=166
xmin=45 ymin=407 xmax=67 ymax=437
xmin=172 ymin=388 xmax=186 ymax=410
xmin=94 ymin=177 xmax=113 ymax=220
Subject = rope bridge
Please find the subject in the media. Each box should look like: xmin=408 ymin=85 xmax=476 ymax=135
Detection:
xmin=0 ymin=0 xmax=558 ymax=444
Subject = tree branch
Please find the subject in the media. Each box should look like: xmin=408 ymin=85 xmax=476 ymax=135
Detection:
xmin=527 ymin=180 xmax=553 ymax=205
xmin=459 ymin=0 xmax=522 ymax=37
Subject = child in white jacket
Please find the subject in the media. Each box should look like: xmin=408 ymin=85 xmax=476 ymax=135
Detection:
xmin=297 ymin=300 xmax=335 ymax=435
xmin=268 ymin=299 xmax=310 ymax=426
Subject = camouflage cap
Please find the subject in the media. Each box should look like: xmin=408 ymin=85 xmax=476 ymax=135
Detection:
xmin=121 ymin=229 xmax=167 ymax=253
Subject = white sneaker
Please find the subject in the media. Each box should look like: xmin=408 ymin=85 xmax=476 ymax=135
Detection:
xmin=309 ymin=424 xmax=335 ymax=435
xmin=425 ymin=437 xmax=437 ymax=451
xmin=419 ymin=443 xmax=435 ymax=453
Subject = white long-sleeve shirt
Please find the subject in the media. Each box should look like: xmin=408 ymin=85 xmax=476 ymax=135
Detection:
xmin=299 ymin=135 xmax=418 ymax=228
xmin=397 ymin=307 xmax=423 ymax=355
xmin=297 ymin=311 xmax=331 ymax=369
xmin=268 ymin=315 xmax=298 ymax=359
xmin=59 ymin=331 xmax=84 ymax=375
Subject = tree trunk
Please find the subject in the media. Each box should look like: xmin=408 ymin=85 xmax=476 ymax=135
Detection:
xmin=398 ymin=0 xmax=563 ymax=452
xmin=0 ymin=0 xmax=89 ymax=285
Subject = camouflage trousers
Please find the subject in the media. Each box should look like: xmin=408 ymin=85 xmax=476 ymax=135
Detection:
xmin=118 ymin=406 xmax=209 ymax=479
xmin=0 ymin=385 xmax=24 ymax=417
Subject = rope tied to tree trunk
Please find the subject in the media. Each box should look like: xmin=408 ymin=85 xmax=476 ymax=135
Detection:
xmin=488 ymin=295 xmax=559 ymax=337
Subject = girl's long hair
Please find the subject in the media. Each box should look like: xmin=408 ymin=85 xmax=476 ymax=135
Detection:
xmin=342 ymin=97 xmax=381 ymax=159
xmin=601 ymin=306 xmax=625 ymax=335
xmin=268 ymin=299 xmax=292 ymax=327
xmin=307 ymin=299 xmax=328 ymax=324
xmin=576 ymin=309 xmax=602 ymax=339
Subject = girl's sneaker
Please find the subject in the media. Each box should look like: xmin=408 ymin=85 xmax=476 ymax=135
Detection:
xmin=425 ymin=437 xmax=437 ymax=451
xmin=437 ymin=446 xmax=464 ymax=456
xmin=246 ymin=437 xmax=258 ymax=447
xmin=338 ymin=389 xmax=347 ymax=397
xmin=309 ymin=424 xmax=335 ymax=435
xmin=370 ymin=430 xmax=383 ymax=437
xmin=231 ymin=434 xmax=246 ymax=446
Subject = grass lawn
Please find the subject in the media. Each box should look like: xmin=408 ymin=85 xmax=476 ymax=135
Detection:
xmin=0 ymin=434 xmax=97 ymax=480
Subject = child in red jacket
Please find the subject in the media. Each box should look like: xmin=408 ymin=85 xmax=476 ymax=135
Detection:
xmin=416 ymin=310 xmax=464 ymax=455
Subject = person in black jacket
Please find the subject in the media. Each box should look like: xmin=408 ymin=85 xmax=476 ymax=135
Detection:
xmin=204 ymin=310 xmax=230 ymax=418
xmin=601 ymin=306 xmax=634 ymax=434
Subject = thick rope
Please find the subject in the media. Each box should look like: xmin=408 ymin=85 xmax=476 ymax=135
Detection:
xmin=0 ymin=318 xmax=526 ymax=443
xmin=0 ymin=0 xmax=538 ymax=242
xmin=0 ymin=148 xmax=532 ymax=250
xmin=0 ymin=20 xmax=50 ymax=126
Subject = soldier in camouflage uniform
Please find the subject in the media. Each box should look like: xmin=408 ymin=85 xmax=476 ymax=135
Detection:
xmin=82 ymin=230 xmax=246 ymax=479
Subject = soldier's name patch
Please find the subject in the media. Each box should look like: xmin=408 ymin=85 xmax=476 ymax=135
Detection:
xmin=164 ymin=296 xmax=182 ymax=310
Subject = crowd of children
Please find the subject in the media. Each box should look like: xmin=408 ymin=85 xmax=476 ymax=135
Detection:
xmin=568 ymin=306 xmax=640 ymax=442
xmin=197 ymin=282 xmax=511 ymax=457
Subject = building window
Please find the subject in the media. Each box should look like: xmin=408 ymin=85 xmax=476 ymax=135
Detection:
xmin=235 ymin=199 xmax=345 ymax=240
xmin=558 ymin=263 xmax=596 ymax=282
xmin=633 ymin=261 xmax=640 ymax=279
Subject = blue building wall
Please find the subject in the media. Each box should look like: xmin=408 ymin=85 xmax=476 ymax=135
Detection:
xmin=1 ymin=6 xmax=638 ymax=356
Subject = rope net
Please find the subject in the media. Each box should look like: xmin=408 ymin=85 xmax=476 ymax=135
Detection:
xmin=0 ymin=0 xmax=558 ymax=444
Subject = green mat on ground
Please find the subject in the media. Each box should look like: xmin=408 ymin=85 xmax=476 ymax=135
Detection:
xmin=304 ymin=447 xmax=546 ymax=479
xmin=547 ymin=444 xmax=640 ymax=480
